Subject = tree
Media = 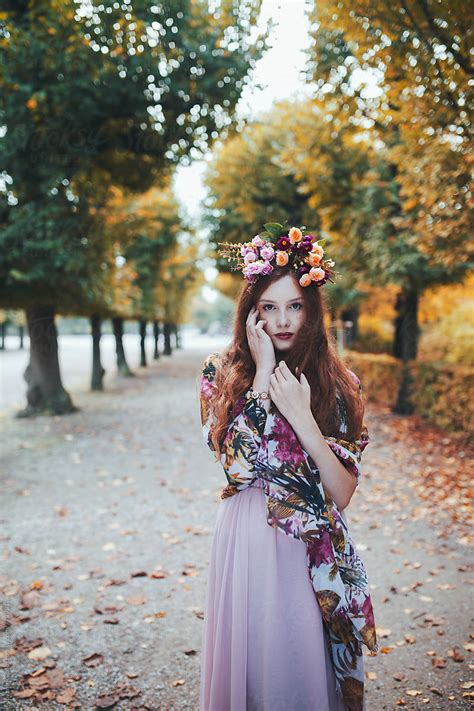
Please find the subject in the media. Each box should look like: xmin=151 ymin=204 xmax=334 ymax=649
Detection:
xmin=203 ymin=105 xmax=318 ymax=289
xmin=305 ymin=1 xmax=472 ymax=265
xmin=302 ymin=4 xmax=472 ymax=409
xmin=155 ymin=239 xmax=204 ymax=355
xmin=124 ymin=184 xmax=183 ymax=368
xmin=0 ymin=0 xmax=270 ymax=414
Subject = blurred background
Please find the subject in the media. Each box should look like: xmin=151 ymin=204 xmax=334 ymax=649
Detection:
xmin=0 ymin=0 xmax=472 ymax=437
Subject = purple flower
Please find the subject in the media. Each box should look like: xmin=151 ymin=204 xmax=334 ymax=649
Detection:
xmin=307 ymin=528 xmax=334 ymax=568
xmin=276 ymin=236 xmax=291 ymax=251
xmin=273 ymin=418 xmax=306 ymax=467
xmin=298 ymin=265 xmax=310 ymax=275
xmin=362 ymin=595 xmax=375 ymax=627
xmin=299 ymin=240 xmax=314 ymax=253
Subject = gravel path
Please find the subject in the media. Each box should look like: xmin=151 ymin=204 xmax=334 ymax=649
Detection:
xmin=1 ymin=346 xmax=472 ymax=710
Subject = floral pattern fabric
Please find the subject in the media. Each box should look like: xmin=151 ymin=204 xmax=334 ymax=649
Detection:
xmin=199 ymin=351 xmax=378 ymax=711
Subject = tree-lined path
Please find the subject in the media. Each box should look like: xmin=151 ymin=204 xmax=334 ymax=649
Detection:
xmin=1 ymin=346 xmax=472 ymax=709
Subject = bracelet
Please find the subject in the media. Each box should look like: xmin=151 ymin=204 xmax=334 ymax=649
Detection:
xmin=246 ymin=389 xmax=269 ymax=400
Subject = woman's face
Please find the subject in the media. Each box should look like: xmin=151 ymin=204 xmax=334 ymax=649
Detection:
xmin=255 ymin=274 xmax=306 ymax=352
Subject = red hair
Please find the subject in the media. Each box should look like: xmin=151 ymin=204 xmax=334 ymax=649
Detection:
xmin=208 ymin=267 xmax=365 ymax=453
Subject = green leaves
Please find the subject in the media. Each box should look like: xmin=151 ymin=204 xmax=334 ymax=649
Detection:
xmin=263 ymin=222 xmax=284 ymax=236
xmin=0 ymin=0 xmax=270 ymax=312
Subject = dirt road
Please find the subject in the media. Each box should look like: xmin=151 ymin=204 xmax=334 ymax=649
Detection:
xmin=1 ymin=346 xmax=472 ymax=709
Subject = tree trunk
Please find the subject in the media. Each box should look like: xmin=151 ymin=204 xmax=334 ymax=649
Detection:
xmin=163 ymin=322 xmax=172 ymax=356
xmin=19 ymin=325 xmax=24 ymax=349
xmin=173 ymin=323 xmax=182 ymax=349
xmin=90 ymin=314 xmax=105 ymax=391
xmin=340 ymin=307 xmax=359 ymax=348
xmin=18 ymin=304 xmax=76 ymax=417
xmin=153 ymin=320 xmax=160 ymax=360
xmin=393 ymin=286 xmax=420 ymax=414
xmin=392 ymin=292 xmax=404 ymax=359
xmin=112 ymin=317 xmax=134 ymax=376
xmin=0 ymin=321 xmax=5 ymax=349
xmin=392 ymin=287 xmax=420 ymax=361
xmin=139 ymin=320 xmax=147 ymax=367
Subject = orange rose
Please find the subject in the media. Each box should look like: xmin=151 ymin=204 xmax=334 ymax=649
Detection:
xmin=299 ymin=273 xmax=312 ymax=287
xmin=311 ymin=244 xmax=324 ymax=259
xmin=289 ymin=227 xmax=303 ymax=244
xmin=309 ymin=267 xmax=325 ymax=281
xmin=307 ymin=252 xmax=321 ymax=267
xmin=275 ymin=250 xmax=289 ymax=266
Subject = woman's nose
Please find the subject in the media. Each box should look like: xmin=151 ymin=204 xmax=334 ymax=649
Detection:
xmin=276 ymin=311 xmax=291 ymax=327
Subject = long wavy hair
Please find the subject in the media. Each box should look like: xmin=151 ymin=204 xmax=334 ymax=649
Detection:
xmin=208 ymin=266 xmax=365 ymax=454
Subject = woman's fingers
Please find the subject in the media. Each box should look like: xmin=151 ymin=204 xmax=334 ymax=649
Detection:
xmin=277 ymin=361 xmax=296 ymax=381
xmin=247 ymin=306 xmax=257 ymax=325
xmin=272 ymin=368 xmax=284 ymax=385
xmin=246 ymin=309 xmax=256 ymax=331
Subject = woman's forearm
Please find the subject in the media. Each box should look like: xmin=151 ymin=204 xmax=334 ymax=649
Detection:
xmin=291 ymin=412 xmax=357 ymax=511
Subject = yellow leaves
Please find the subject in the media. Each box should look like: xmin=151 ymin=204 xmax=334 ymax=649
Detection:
xmin=402 ymin=197 xmax=419 ymax=212
xmin=25 ymin=97 xmax=37 ymax=110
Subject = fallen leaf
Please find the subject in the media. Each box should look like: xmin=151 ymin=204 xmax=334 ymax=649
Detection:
xmin=28 ymin=646 xmax=52 ymax=661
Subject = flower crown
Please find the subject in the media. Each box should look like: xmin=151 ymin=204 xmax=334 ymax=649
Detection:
xmin=217 ymin=221 xmax=341 ymax=288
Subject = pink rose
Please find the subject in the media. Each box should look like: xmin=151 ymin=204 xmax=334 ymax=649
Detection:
xmin=246 ymin=261 xmax=261 ymax=275
xmin=260 ymin=245 xmax=275 ymax=260
xmin=261 ymin=261 xmax=274 ymax=275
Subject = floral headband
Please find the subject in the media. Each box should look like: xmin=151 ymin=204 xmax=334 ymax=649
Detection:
xmin=217 ymin=221 xmax=340 ymax=288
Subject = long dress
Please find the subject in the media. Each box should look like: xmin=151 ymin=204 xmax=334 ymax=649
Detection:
xmin=198 ymin=351 xmax=375 ymax=711
xmin=199 ymin=475 xmax=348 ymax=711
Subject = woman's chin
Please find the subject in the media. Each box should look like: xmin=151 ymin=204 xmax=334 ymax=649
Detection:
xmin=273 ymin=339 xmax=291 ymax=352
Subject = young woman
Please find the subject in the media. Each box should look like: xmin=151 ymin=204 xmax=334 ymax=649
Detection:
xmin=197 ymin=226 xmax=378 ymax=711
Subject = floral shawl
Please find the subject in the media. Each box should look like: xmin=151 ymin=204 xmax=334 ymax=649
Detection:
xmin=199 ymin=351 xmax=378 ymax=711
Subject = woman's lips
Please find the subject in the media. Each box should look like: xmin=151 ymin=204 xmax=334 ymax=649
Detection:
xmin=275 ymin=333 xmax=293 ymax=340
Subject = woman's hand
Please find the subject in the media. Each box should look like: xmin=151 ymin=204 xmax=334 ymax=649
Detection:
xmin=269 ymin=360 xmax=313 ymax=428
xmin=246 ymin=305 xmax=276 ymax=373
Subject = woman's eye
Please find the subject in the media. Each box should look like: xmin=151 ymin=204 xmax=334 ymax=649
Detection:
xmin=291 ymin=303 xmax=302 ymax=310
xmin=262 ymin=304 xmax=274 ymax=311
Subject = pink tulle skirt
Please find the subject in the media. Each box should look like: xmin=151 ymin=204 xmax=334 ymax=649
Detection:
xmin=199 ymin=477 xmax=349 ymax=711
